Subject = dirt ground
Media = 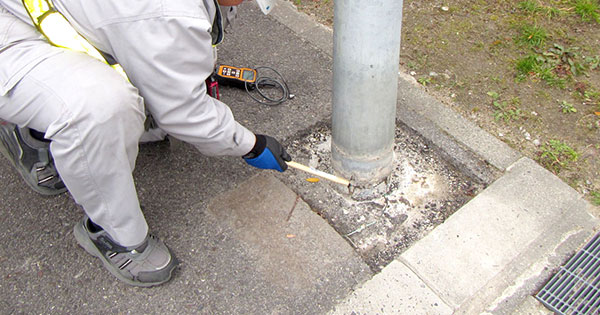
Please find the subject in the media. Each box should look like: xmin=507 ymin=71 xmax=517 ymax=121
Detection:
xmin=290 ymin=0 xmax=600 ymax=206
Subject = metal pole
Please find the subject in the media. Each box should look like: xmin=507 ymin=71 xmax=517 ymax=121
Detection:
xmin=332 ymin=0 xmax=403 ymax=184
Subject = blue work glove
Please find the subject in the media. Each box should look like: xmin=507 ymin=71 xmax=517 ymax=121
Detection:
xmin=243 ymin=134 xmax=291 ymax=172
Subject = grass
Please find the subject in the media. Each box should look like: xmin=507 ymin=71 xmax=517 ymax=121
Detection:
xmin=539 ymin=139 xmax=580 ymax=173
xmin=487 ymin=91 xmax=524 ymax=122
xmin=513 ymin=42 xmax=600 ymax=88
xmin=418 ymin=76 xmax=432 ymax=86
xmin=573 ymin=0 xmax=600 ymax=22
xmin=517 ymin=24 xmax=548 ymax=48
xmin=519 ymin=0 xmax=539 ymax=12
xmin=592 ymin=191 xmax=600 ymax=206
xmin=546 ymin=44 xmax=586 ymax=76
xmin=515 ymin=54 xmax=541 ymax=76
xmin=518 ymin=0 xmax=563 ymax=17
xmin=587 ymin=55 xmax=600 ymax=69
xmin=560 ymin=100 xmax=578 ymax=113
xmin=515 ymin=54 xmax=567 ymax=88
xmin=513 ymin=1 xmax=599 ymax=88
xmin=519 ymin=0 xmax=600 ymax=22
xmin=582 ymin=88 xmax=600 ymax=110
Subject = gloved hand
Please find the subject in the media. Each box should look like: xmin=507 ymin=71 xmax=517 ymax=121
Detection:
xmin=243 ymin=134 xmax=291 ymax=172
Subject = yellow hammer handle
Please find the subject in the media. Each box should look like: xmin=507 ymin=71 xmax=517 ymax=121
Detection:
xmin=286 ymin=161 xmax=350 ymax=186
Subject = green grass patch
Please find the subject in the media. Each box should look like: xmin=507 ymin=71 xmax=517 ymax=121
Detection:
xmin=583 ymin=87 xmax=600 ymax=98
xmin=586 ymin=55 xmax=600 ymax=69
xmin=573 ymin=0 xmax=600 ymax=23
xmin=517 ymin=24 xmax=548 ymax=48
xmin=417 ymin=76 xmax=432 ymax=86
xmin=592 ymin=191 xmax=600 ymax=206
xmin=559 ymin=100 xmax=578 ymax=113
xmin=515 ymin=54 xmax=567 ymax=88
xmin=539 ymin=139 xmax=579 ymax=173
xmin=514 ymin=43 xmax=598 ymax=88
xmin=519 ymin=0 xmax=540 ymax=13
xmin=518 ymin=0 xmax=562 ymax=17
xmin=538 ymin=65 xmax=568 ymax=87
xmin=516 ymin=54 xmax=540 ymax=76
xmin=583 ymin=89 xmax=600 ymax=107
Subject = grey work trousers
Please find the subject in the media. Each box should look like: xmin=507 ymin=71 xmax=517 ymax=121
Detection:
xmin=0 ymin=8 xmax=149 ymax=246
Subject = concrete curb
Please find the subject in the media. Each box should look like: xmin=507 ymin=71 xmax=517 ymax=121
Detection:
xmin=401 ymin=157 xmax=598 ymax=313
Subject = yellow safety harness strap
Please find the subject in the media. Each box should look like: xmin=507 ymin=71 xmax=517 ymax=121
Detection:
xmin=22 ymin=0 xmax=127 ymax=77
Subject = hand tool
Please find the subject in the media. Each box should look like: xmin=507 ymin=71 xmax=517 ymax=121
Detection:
xmin=286 ymin=161 xmax=350 ymax=187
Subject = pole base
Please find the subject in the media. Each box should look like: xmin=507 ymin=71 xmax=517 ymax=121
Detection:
xmin=332 ymin=144 xmax=395 ymax=186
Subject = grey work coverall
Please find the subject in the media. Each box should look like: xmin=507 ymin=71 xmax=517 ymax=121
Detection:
xmin=0 ymin=0 xmax=255 ymax=247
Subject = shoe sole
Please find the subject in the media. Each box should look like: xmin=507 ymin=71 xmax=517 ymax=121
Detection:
xmin=73 ymin=222 xmax=176 ymax=287
xmin=0 ymin=127 xmax=66 ymax=196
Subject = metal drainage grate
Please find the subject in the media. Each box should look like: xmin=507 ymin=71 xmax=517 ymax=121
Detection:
xmin=536 ymin=232 xmax=600 ymax=314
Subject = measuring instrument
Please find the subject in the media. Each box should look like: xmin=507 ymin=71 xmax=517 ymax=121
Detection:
xmin=215 ymin=65 xmax=257 ymax=88
xmin=212 ymin=64 xmax=293 ymax=106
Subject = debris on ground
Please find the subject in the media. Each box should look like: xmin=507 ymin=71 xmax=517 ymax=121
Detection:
xmin=282 ymin=124 xmax=485 ymax=271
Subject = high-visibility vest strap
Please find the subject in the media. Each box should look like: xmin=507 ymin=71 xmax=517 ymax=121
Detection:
xmin=22 ymin=0 xmax=51 ymax=23
xmin=21 ymin=0 xmax=128 ymax=79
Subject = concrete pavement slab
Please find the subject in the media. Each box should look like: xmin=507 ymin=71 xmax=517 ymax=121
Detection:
xmin=400 ymin=157 xmax=599 ymax=312
xmin=329 ymin=260 xmax=453 ymax=315
xmin=205 ymin=173 xmax=371 ymax=313
xmin=513 ymin=296 xmax=553 ymax=315
xmin=208 ymin=173 xmax=370 ymax=314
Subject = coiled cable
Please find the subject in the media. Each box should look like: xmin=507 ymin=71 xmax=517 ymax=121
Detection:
xmin=245 ymin=66 xmax=294 ymax=106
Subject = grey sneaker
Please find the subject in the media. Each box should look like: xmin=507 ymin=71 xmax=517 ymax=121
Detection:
xmin=73 ymin=216 xmax=179 ymax=287
xmin=0 ymin=120 xmax=66 ymax=195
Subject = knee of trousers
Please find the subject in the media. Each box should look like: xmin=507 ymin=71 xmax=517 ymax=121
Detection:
xmin=47 ymin=76 xmax=146 ymax=147
xmin=81 ymin=82 xmax=144 ymax=137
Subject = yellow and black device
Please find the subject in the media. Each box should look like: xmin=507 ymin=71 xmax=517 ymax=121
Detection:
xmin=212 ymin=64 xmax=292 ymax=106
xmin=215 ymin=65 xmax=257 ymax=88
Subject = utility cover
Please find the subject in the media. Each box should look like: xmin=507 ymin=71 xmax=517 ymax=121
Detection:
xmin=536 ymin=232 xmax=600 ymax=314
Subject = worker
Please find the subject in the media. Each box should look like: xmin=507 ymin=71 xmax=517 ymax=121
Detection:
xmin=0 ymin=0 xmax=289 ymax=287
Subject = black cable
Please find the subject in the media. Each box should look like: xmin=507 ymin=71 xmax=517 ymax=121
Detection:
xmin=245 ymin=66 xmax=294 ymax=106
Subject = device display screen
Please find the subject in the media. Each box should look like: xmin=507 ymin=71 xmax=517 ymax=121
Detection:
xmin=242 ymin=70 xmax=255 ymax=80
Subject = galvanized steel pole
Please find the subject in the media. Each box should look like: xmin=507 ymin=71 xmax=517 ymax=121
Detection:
xmin=332 ymin=0 xmax=403 ymax=184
